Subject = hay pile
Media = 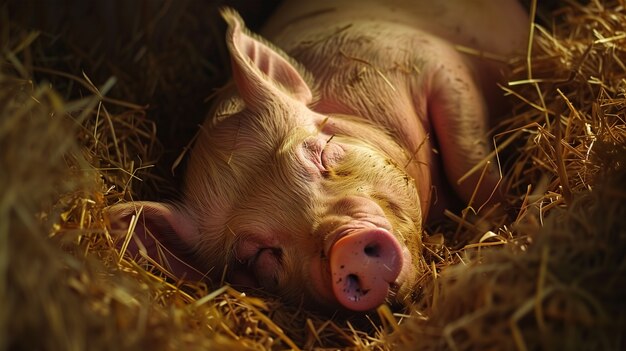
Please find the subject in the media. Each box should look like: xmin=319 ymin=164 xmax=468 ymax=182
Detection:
xmin=393 ymin=1 xmax=626 ymax=349
xmin=1 ymin=1 xmax=624 ymax=350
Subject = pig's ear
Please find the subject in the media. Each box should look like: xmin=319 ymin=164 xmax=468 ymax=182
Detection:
xmin=105 ymin=201 xmax=204 ymax=280
xmin=221 ymin=8 xmax=313 ymax=106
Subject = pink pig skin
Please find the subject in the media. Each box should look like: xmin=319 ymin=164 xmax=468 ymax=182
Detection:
xmin=106 ymin=2 xmax=528 ymax=313
xmin=262 ymin=0 xmax=529 ymax=209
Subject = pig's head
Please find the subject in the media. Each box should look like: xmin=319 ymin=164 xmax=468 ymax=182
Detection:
xmin=107 ymin=9 xmax=425 ymax=312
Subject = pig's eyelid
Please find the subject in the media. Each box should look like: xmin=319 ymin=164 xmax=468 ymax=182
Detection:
xmin=231 ymin=232 xmax=257 ymax=263
xmin=320 ymin=142 xmax=332 ymax=171
xmin=246 ymin=247 xmax=262 ymax=268
xmin=318 ymin=116 xmax=330 ymax=131
xmin=247 ymin=247 xmax=283 ymax=268
xmin=232 ymin=237 xmax=257 ymax=264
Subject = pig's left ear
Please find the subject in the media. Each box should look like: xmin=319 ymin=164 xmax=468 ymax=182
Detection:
xmin=105 ymin=201 xmax=205 ymax=281
xmin=221 ymin=8 xmax=313 ymax=107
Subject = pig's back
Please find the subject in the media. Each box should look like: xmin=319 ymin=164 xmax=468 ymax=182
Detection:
xmin=261 ymin=0 xmax=528 ymax=61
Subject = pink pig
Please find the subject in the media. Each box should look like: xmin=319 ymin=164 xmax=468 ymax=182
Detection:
xmin=107 ymin=1 xmax=528 ymax=312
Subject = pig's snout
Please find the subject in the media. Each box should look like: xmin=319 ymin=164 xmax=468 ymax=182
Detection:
xmin=329 ymin=228 xmax=403 ymax=311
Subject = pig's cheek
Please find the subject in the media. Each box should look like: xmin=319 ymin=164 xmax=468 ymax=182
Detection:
xmin=309 ymin=255 xmax=338 ymax=306
xmin=395 ymin=246 xmax=414 ymax=287
xmin=228 ymin=266 xmax=259 ymax=288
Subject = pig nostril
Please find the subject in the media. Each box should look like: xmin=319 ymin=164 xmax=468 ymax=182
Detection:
xmin=346 ymin=273 xmax=359 ymax=286
xmin=363 ymin=243 xmax=381 ymax=257
xmin=344 ymin=274 xmax=369 ymax=301
xmin=330 ymin=229 xmax=403 ymax=310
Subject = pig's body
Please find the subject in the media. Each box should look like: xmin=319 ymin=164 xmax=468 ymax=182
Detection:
xmin=107 ymin=1 xmax=528 ymax=313
xmin=261 ymin=0 xmax=528 ymax=210
xmin=263 ymin=0 xmax=527 ymax=118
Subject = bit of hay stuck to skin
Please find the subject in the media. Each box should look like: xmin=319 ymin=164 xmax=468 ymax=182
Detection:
xmin=1 ymin=1 xmax=625 ymax=350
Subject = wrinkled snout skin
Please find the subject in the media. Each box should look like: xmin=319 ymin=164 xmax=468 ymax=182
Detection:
xmin=108 ymin=0 xmax=528 ymax=313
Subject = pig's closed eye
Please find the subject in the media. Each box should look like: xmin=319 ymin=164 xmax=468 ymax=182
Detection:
xmin=250 ymin=247 xmax=283 ymax=288
xmin=320 ymin=140 xmax=345 ymax=170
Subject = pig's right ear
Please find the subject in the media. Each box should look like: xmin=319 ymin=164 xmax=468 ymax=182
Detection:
xmin=221 ymin=8 xmax=313 ymax=107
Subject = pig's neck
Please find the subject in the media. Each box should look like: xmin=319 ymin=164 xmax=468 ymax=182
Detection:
xmin=276 ymin=23 xmax=450 ymax=219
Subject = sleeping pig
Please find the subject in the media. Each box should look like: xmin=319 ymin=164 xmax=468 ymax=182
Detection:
xmin=107 ymin=0 xmax=528 ymax=312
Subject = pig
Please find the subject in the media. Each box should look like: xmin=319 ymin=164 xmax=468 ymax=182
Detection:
xmin=107 ymin=0 xmax=528 ymax=312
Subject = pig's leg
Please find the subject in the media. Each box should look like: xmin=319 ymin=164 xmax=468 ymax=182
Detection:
xmin=426 ymin=47 xmax=500 ymax=207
